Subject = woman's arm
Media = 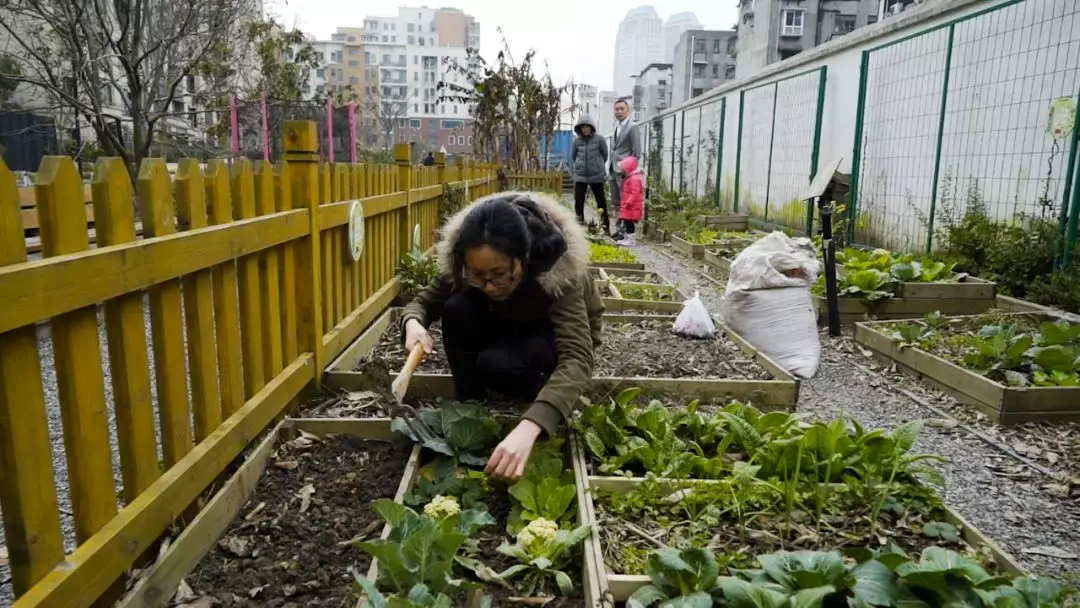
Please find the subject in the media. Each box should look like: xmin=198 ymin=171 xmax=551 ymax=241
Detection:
xmin=399 ymin=274 xmax=454 ymax=332
xmin=522 ymin=280 xmax=594 ymax=436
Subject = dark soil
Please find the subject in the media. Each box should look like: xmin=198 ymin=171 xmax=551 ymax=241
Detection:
xmin=595 ymin=321 xmax=772 ymax=379
xmin=188 ymin=435 xmax=412 ymax=607
xmin=358 ymin=319 xmax=771 ymax=381
xmin=358 ymin=321 xmax=450 ymax=374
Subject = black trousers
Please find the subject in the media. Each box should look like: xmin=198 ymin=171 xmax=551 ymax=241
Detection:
xmin=574 ymin=181 xmax=609 ymax=229
xmin=441 ymin=290 xmax=557 ymax=402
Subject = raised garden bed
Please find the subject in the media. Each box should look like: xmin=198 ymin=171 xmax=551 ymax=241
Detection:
xmin=589 ymin=241 xmax=644 ymax=271
xmin=356 ymin=403 xmax=600 ymax=606
xmin=602 ymin=280 xmax=685 ymax=314
xmin=642 ymin=219 xmax=667 ymax=242
xmin=151 ymin=418 xmax=419 ymax=608
xmin=324 ymin=309 xmax=800 ymax=409
xmin=816 ymin=249 xmax=998 ymax=325
xmin=701 ymin=213 xmax=750 ymax=231
xmin=569 ymin=394 xmax=1030 ymax=602
xmin=855 ymin=312 xmax=1080 ymax=424
xmin=672 ymin=230 xmax=759 ymax=261
xmin=591 ymin=266 xmax=671 ymax=286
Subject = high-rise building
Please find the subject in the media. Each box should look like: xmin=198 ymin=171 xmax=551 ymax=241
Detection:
xmin=566 ymin=83 xmax=599 ymax=128
xmin=671 ymin=30 xmax=736 ymax=107
xmin=734 ymin=0 xmax=879 ymax=77
xmin=663 ymin=13 xmax=703 ymax=63
xmin=612 ymin=6 xmax=664 ymax=98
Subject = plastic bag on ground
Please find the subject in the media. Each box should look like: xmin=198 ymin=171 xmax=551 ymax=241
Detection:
xmin=673 ymin=292 xmax=717 ymax=339
xmin=722 ymin=231 xmax=821 ymax=378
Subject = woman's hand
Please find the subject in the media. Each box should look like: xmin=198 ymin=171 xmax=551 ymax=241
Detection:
xmin=404 ymin=319 xmax=435 ymax=354
xmin=485 ymin=419 xmax=542 ymax=481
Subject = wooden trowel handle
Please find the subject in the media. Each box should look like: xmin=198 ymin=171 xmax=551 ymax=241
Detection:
xmin=391 ymin=344 xmax=427 ymax=401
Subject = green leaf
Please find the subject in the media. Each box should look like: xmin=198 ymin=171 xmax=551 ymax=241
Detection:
xmin=1034 ymin=345 xmax=1077 ymax=374
xmin=891 ymin=262 xmax=919 ymax=282
xmin=719 ymin=577 xmax=788 ymax=608
xmin=921 ymin=521 xmax=959 ymax=542
xmin=406 ymin=583 xmax=435 ymax=603
xmin=584 ymin=430 xmax=607 ymax=458
xmin=1011 ymin=577 xmax=1065 ymax=604
xmin=358 ymin=541 xmax=412 ymax=593
xmin=497 ymin=564 xmax=530 ymax=580
xmin=554 ymin=569 xmax=574 ymax=595
xmin=352 ymin=571 xmax=389 ymax=608
xmin=789 ymin=585 xmax=836 ymax=608
xmin=373 ymin=499 xmax=413 ymax=528
xmin=456 ymin=508 xmax=495 ymax=535
xmin=850 ymin=559 xmax=898 ymax=605
xmin=628 ymin=584 xmax=668 ymax=608
xmin=663 ymin=591 xmax=715 ymax=608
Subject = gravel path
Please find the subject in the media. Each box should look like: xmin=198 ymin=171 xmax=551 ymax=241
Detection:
xmin=618 ymin=227 xmax=1080 ymax=579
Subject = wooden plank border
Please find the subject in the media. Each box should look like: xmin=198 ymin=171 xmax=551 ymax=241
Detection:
xmin=590 ymin=262 xmax=646 ymax=271
xmin=323 ymin=308 xmax=799 ymax=409
xmin=854 ymin=317 xmax=1080 ymax=424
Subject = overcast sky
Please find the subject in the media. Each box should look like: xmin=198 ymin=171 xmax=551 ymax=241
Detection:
xmin=268 ymin=1 xmax=740 ymax=91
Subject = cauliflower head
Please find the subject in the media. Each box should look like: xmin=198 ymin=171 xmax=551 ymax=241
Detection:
xmin=423 ymin=495 xmax=460 ymax=519
xmin=516 ymin=517 xmax=559 ymax=552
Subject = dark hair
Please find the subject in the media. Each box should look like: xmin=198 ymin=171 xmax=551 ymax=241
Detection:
xmin=453 ymin=195 xmax=568 ymax=277
xmin=614 ymin=99 xmax=629 ymax=109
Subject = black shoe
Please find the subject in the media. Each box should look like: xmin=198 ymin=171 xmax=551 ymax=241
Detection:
xmin=576 ymin=216 xmax=586 ymax=225
xmin=612 ymin=232 xmax=625 ymax=241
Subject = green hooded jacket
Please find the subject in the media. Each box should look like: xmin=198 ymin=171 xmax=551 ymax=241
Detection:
xmin=400 ymin=191 xmax=605 ymax=435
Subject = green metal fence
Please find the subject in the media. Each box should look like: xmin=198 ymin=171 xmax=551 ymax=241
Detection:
xmin=849 ymin=0 xmax=1080 ymax=257
xmin=647 ymin=0 xmax=1080 ymax=260
xmin=732 ymin=67 xmax=828 ymax=234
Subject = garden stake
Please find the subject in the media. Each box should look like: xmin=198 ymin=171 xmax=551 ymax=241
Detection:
xmin=819 ymin=198 xmax=841 ymax=336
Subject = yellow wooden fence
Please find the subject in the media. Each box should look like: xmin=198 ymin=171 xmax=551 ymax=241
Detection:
xmin=507 ymin=172 xmax=563 ymax=192
xmin=0 ymin=120 xmax=510 ymax=607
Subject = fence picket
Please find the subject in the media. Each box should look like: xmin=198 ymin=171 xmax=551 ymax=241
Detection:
xmin=255 ymin=161 xmax=285 ymax=378
xmin=332 ymin=163 xmax=348 ymax=323
xmin=92 ymin=158 xmax=159 ymax=499
xmin=274 ymin=161 xmax=299 ymax=363
xmin=0 ymin=159 xmax=64 ymax=595
xmin=138 ymin=159 xmax=194 ymax=465
xmin=205 ymin=159 xmax=246 ymax=417
xmin=175 ymin=160 xmax=223 ymax=442
xmin=231 ymin=159 xmax=266 ymax=398
xmin=318 ymin=163 xmax=334 ymax=328
xmin=36 ymin=156 xmax=117 ymax=543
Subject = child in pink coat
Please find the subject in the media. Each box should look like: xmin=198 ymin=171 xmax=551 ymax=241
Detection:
xmin=617 ymin=156 xmax=644 ymax=247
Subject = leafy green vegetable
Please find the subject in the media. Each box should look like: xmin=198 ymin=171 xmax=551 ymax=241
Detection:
xmin=405 ymin=458 xmax=491 ymax=510
xmin=591 ymin=242 xmax=638 ymax=264
xmin=506 ymin=440 xmax=577 ymax=534
xmin=921 ymin=521 xmax=959 ymax=542
xmin=839 ymin=269 xmax=895 ymax=301
xmin=497 ymin=522 xmax=591 ymax=596
xmin=627 ymin=548 xmax=720 ymax=608
xmin=391 ymin=402 xmax=501 ymax=467
xmin=355 ymin=499 xmax=494 ymax=598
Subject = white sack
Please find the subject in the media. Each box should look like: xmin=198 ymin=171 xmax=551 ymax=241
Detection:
xmin=722 ymin=231 xmax=821 ymax=378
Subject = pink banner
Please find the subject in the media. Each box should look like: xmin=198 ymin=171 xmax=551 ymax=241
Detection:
xmin=261 ymin=93 xmax=270 ymax=161
xmin=325 ymin=96 xmax=334 ymax=163
xmin=229 ymin=95 xmax=240 ymax=157
xmin=347 ymin=103 xmax=357 ymax=163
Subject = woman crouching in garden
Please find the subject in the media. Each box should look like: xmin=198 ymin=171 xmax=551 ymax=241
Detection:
xmin=400 ymin=191 xmax=604 ymax=480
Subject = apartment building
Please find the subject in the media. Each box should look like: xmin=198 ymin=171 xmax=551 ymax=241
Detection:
xmin=613 ymin=6 xmax=665 ymax=98
xmin=734 ymin=0 xmax=880 ymax=77
xmin=597 ymin=90 xmax=622 ymax=136
xmin=632 ymin=63 xmax=673 ymax=122
xmin=671 ymin=30 xmax=736 ymax=106
xmin=360 ymin=6 xmax=479 ymax=154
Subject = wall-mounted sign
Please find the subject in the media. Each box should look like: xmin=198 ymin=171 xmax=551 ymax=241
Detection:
xmin=348 ymin=201 xmax=365 ymax=262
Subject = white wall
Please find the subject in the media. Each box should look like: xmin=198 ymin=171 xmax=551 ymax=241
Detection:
xmin=649 ymin=0 xmax=1080 ymax=250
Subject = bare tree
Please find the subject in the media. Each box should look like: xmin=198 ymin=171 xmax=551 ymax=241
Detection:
xmin=0 ymin=0 xmax=260 ymax=173
xmin=360 ymin=95 xmax=407 ymax=152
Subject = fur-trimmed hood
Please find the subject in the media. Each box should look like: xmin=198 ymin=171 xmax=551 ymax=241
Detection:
xmin=435 ymin=191 xmax=591 ymax=298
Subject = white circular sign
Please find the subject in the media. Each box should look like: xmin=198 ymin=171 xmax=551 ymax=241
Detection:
xmin=348 ymin=200 xmax=365 ymax=262
xmin=412 ymin=223 xmax=422 ymax=250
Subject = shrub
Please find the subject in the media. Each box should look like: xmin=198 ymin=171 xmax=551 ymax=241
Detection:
xmin=1028 ymin=261 xmax=1080 ymax=314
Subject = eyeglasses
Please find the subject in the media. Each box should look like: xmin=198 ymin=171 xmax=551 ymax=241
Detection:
xmin=462 ymin=267 xmax=517 ymax=289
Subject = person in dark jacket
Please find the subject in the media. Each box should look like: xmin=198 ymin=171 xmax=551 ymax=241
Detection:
xmin=422 ymin=152 xmax=435 ymax=166
xmin=571 ymin=114 xmax=609 ymax=228
xmin=401 ymin=191 xmax=605 ymax=480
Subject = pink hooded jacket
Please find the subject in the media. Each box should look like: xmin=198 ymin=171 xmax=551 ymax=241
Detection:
xmin=618 ymin=156 xmax=644 ymax=222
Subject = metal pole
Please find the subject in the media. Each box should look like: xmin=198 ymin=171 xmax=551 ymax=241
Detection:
xmin=820 ymin=197 xmax=841 ymax=336
xmin=806 ymin=66 xmax=828 ymax=236
xmin=924 ymin=24 xmax=956 ymax=253
xmin=763 ymin=83 xmax=779 ymax=223
xmin=714 ymin=97 xmax=726 ymax=208
xmin=847 ymin=51 xmax=871 ymax=245
xmin=734 ymin=90 xmax=745 ymax=212
xmin=1054 ymin=86 xmax=1080 ymax=269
